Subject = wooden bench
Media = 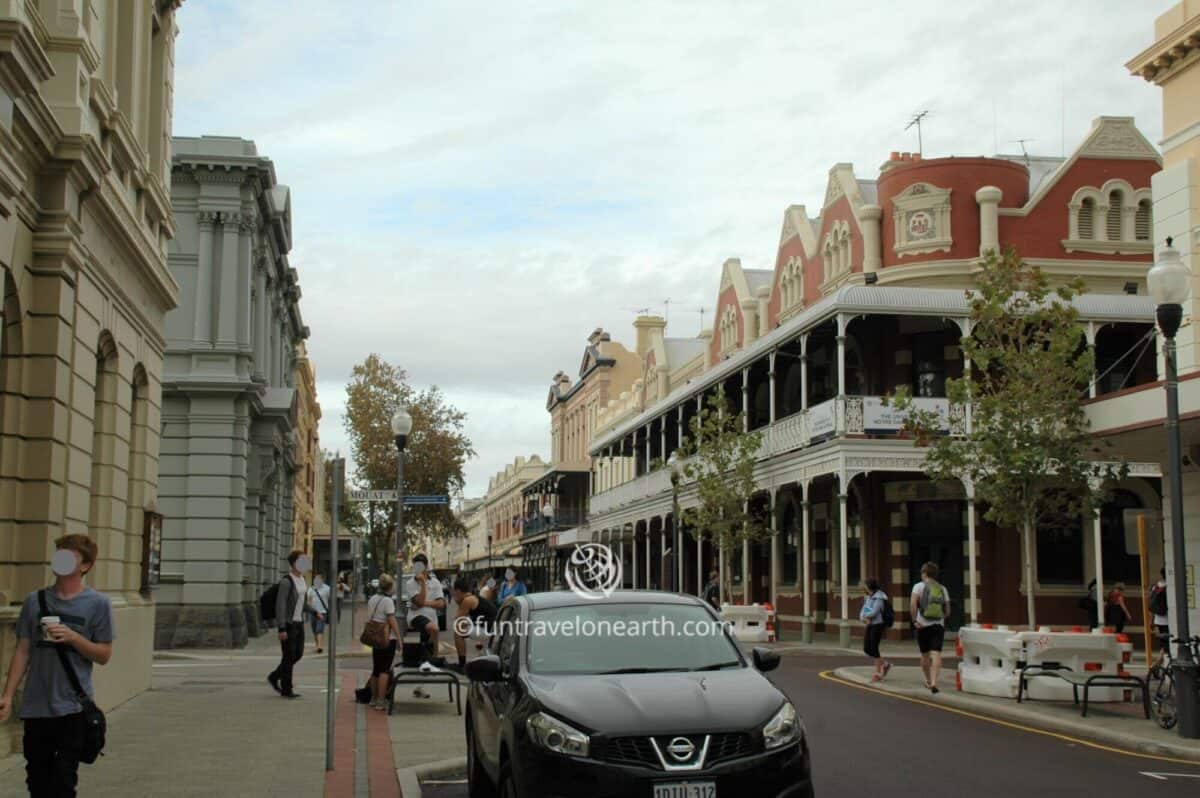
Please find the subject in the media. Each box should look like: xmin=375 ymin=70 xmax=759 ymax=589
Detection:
xmin=1017 ymin=662 xmax=1149 ymax=719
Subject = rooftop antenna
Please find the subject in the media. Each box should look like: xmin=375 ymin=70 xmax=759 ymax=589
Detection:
xmin=693 ymin=306 xmax=707 ymax=334
xmin=1012 ymin=138 xmax=1035 ymax=168
xmin=626 ymin=306 xmax=652 ymax=316
xmin=905 ymin=110 xmax=931 ymax=154
xmin=661 ymin=298 xmax=672 ymax=328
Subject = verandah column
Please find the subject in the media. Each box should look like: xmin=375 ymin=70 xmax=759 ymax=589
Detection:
xmin=801 ymin=482 xmax=813 ymax=643
xmin=769 ymin=488 xmax=779 ymax=610
xmin=768 ymin=351 xmax=777 ymax=424
xmin=1090 ymin=476 xmax=1105 ymax=628
xmin=632 ymin=524 xmax=639 ymax=589
xmin=646 ymin=523 xmax=652 ymax=589
xmin=838 ymin=479 xmax=851 ymax=648
xmin=966 ymin=480 xmax=979 ymax=625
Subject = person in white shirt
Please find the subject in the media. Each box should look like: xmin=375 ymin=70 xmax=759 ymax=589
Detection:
xmin=1150 ymin=568 xmax=1170 ymax=650
xmin=307 ymin=573 xmax=332 ymax=653
xmin=405 ymin=554 xmax=445 ymax=664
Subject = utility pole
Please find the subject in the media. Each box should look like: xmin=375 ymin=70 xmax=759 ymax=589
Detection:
xmin=325 ymin=455 xmax=344 ymax=772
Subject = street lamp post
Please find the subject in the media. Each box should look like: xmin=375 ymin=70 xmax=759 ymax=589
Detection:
xmin=1148 ymin=238 xmax=1199 ymax=740
xmin=391 ymin=407 xmax=413 ymax=603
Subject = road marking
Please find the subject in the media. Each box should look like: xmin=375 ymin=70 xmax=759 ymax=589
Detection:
xmin=1139 ymin=772 xmax=1200 ymax=781
xmin=819 ymin=670 xmax=1200 ymax=767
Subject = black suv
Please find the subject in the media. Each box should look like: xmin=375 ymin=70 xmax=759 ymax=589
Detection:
xmin=464 ymin=591 xmax=813 ymax=798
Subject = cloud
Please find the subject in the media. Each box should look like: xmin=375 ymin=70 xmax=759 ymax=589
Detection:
xmin=173 ymin=0 xmax=1172 ymax=495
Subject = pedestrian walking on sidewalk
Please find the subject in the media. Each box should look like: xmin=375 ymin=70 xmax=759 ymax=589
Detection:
xmin=1104 ymin=582 xmax=1132 ymax=633
xmin=267 ymin=551 xmax=310 ymax=699
xmin=910 ymin=561 xmax=950 ymax=694
xmin=364 ymin=574 xmax=402 ymax=711
xmin=337 ymin=572 xmax=351 ymax=623
xmin=859 ymin=579 xmax=892 ymax=682
xmin=1150 ymin=568 xmax=1169 ymax=650
xmin=703 ymin=570 xmax=721 ymax=611
xmin=307 ymin=573 xmax=331 ymax=653
xmin=1081 ymin=579 xmax=1100 ymax=630
xmin=0 ymin=534 xmax=114 ymax=798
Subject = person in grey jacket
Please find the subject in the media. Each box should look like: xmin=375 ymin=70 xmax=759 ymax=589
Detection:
xmin=267 ymin=550 xmax=310 ymax=699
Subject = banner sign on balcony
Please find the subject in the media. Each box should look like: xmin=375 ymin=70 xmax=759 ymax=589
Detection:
xmin=862 ymin=396 xmax=949 ymax=433
xmin=808 ymin=398 xmax=838 ymax=441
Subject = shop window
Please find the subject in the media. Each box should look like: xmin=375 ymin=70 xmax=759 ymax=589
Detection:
xmin=1036 ymin=507 xmax=1084 ymax=585
xmin=1101 ymin=490 xmax=1145 ymax=585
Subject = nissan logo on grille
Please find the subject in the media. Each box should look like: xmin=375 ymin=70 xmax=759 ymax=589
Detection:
xmin=666 ymin=737 xmax=696 ymax=762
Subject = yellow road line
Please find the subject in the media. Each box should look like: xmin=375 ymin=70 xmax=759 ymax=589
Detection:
xmin=818 ymin=670 xmax=1200 ymax=767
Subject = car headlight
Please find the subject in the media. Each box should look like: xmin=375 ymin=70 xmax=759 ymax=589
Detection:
xmin=526 ymin=712 xmax=590 ymax=758
xmin=762 ymin=701 xmax=803 ymax=750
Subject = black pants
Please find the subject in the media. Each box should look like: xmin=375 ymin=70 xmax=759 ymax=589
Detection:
xmin=24 ymin=713 xmax=86 ymax=798
xmin=270 ymin=621 xmax=305 ymax=693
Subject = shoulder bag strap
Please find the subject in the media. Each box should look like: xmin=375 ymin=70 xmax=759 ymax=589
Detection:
xmin=315 ymin=588 xmax=329 ymax=614
xmin=39 ymin=590 xmax=89 ymax=702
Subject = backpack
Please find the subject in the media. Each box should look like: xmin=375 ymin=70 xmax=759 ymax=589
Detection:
xmin=880 ymin=596 xmax=895 ymax=629
xmin=920 ymin=581 xmax=947 ymax=621
xmin=260 ymin=578 xmax=295 ymax=623
xmin=1149 ymin=585 xmax=1168 ymax=617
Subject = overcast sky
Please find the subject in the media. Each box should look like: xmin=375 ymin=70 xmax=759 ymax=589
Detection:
xmin=173 ymin=0 xmax=1171 ymax=498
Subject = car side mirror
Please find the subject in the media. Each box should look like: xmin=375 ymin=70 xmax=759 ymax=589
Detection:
xmin=466 ymin=655 xmax=503 ymax=682
xmin=752 ymin=646 xmax=780 ymax=673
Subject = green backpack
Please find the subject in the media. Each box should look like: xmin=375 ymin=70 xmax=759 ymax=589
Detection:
xmin=920 ymin=581 xmax=947 ymax=621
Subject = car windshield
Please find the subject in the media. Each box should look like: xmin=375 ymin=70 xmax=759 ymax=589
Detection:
xmin=525 ymin=603 xmax=743 ymax=675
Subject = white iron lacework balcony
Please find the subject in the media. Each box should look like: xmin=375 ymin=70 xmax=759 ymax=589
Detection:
xmin=588 ymin=396 xmax=966 ymax=516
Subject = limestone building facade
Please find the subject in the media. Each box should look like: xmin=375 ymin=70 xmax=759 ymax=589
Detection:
xmin=156 ymin=136 xmax=307 ymax=648
xmin=0 ymin=0 xmax=183 ymax=753
xmin=1121 ymin=0 xmax=1200 ymax=637
xmin=292 ymin=340 xmax=322 ymax=558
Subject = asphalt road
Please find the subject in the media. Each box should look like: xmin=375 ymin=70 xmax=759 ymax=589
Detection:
xmin=423 ymin=652 xmax=1200 ymax=797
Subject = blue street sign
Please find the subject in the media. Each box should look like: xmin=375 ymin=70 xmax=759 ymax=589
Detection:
xmin=404 ymin=495 xmax=450 ymax=506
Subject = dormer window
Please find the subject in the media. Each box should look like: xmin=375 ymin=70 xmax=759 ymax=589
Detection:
xmin=1135 ymin=199 xmax=1151 ymax=241
xmin=719 ymin=305 xmax=738 ymax=354
xmin=1078 ymin=197 xmax=1095 ymax=239
xmin=780 ymin=256 xmax=804 ymax=315
xmin=1065 ymin=182 xmax=1152 ymax=254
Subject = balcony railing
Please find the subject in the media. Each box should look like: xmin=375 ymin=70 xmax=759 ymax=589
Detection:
xmin=522 ymin=508 xmax=589 ymax=538
xmin=592 ymin=395 xmax=964 ymax=516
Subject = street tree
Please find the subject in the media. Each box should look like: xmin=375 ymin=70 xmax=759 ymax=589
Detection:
xmin=676 ymin=387 xmax=768 ymax=604
xmin=343 ymin=354 xmax=475 ymax=569
xmin=891 ymin=248 xmax=1124 ymax=627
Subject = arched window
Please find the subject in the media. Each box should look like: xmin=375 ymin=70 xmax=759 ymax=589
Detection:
xmin=839 ymin=226 xmax=851 ymax=274
xmin=1078 ymin=198 xmax=1095 ymax=239
xmin=89 ymin=335 xmax=120 ymax=587
xmin=822 ymin=241 xmax=833 ymax=283
xmin=1135 ymin=199 xmax=1152 ymax=242
xmin=1105 ymin=190 xmax=1123 ymax=241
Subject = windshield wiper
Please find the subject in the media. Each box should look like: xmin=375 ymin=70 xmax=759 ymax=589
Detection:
xmin=596 ymin=666 xmax=689 ymax=674
xmin=691 ymin=661 xmax=741 ymax=671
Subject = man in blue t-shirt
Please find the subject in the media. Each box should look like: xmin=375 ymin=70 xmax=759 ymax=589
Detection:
xmin=0 ymin=534 xmax=115 ymax=797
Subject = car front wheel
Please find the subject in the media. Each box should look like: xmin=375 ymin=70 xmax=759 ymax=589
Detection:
xmin=466 ymin=719 xmax=496 ymax=798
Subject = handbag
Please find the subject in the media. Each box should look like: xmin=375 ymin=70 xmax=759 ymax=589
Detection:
xmin=360 ymin=595 xmax=390 ymax=649
xmin=38 ymin=590 xmax=106 ymax=764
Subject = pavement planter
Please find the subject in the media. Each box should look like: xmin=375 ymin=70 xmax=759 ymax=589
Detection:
xmin=832 ymin=665 xmax=1200 ymax=764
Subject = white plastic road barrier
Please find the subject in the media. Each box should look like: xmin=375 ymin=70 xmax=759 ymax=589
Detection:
xmin=720 ymin=604 xmax=769 ymax=643
xmin=957 ymin=625 xmax=1023 ymax=698
xmin=1016 ymin=630 xmax=1127 ymax=702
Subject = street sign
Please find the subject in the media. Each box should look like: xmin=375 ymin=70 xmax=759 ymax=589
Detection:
xmin=346 ymin=490 xmax=449 ymax=505
xmin=348 ymin=489 xmax=397 ymax=502
xmin=405 ymin=495 xmax=450 ymax=505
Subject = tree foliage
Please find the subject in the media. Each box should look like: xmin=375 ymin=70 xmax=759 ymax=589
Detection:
xmin=892 ymin=248 xmax=1124 ymax=626
xmin=677 ymin=387 xmax=768 ymax=603
xmin=343 ymin=354 xmax=475 ymax=569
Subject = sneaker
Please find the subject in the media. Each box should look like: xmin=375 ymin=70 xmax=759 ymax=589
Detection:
xmin=930 ymin=685 xmax=940 ymax=695
xmin=413 ymin=687 xmax=432 ymax=699
xmin=281 ymin=692 xmax=301 ymax=699
xmin=267 ymin=673 xmax=282 ymax=695
xmin=316 ymin=648 xmax=323 ymax=654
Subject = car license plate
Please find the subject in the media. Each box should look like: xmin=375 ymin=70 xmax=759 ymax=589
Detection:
xmin=653 ymin=782 xmax=716 ymax=798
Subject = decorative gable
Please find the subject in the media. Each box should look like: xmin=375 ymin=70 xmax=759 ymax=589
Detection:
xmin=1076 ymin=116 xmax=1160 ymax=161
xmin=891 ymin=182 xmax=952 ymax=258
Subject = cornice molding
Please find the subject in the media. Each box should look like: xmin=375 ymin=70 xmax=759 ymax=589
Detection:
xmin=0 ymin=17 xmax=55 ymax=97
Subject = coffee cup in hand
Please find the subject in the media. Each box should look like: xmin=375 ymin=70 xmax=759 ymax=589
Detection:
xmin=41 ymin=616 xmax=60 ymax=642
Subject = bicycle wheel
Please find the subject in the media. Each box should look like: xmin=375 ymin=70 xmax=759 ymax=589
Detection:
xmin=1154 ymin=676 xmax=1177 ymax=730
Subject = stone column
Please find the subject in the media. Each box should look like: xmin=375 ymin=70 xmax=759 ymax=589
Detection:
xmin=194 ymin=211 xmax=216 ymax=343
xmin=216 ymin=214 xmax=240 ymax=348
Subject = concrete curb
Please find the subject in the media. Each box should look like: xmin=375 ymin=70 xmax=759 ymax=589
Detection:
xmin=396 ymin=756 xmax=467 ymax=797
xmin=831 ymin=667 xmax=1200 ymax=763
